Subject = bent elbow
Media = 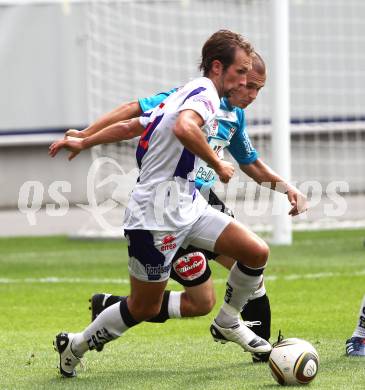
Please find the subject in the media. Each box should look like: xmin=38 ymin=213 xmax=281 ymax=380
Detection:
xmin=126 ymin=101 xmax=142 ymax=117
xmin=172 ymin=123 xmax=185 ymax=140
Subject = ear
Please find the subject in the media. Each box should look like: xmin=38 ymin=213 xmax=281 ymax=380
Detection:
xmin=211 ymin=59 xmax=224 ymax=76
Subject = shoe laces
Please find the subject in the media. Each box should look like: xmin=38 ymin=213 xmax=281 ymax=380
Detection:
xmin=272 ymin=330 xmax=285 ymax=347
xmin=242 ymin=320 xmax=262 ymax=328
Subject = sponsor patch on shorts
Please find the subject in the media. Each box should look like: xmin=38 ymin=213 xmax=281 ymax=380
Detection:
xmin=173 ymin=252 xmax=206 ymax=281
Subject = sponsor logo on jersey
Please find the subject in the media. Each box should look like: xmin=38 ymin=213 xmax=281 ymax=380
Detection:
xmin=242 ymin=136 xmax=254 ymax=154
xmin=209 ymin=120 xmax=219 ymax=137
xmin=228 ymin=126 xmax=236 ymax=140
xmin=196 ymin=166 xmax=215 ymax=182
xmin=173 ymin=252 xmax=206 ymax=281
xmin=192 ymin=96 xmax=215 ymax=113
xmin=212 ymin=144 xmax=224 ymax=157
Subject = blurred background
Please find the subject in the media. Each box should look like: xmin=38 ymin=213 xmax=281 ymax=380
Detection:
xmin=1 ymin=0 xmax=364 ymax=240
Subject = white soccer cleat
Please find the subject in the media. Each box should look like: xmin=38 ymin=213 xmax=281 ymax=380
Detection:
xmin=53 ymin=332 xmax=81 ymax=378
xmin=210 ymin=319 xmax=272 ymax=354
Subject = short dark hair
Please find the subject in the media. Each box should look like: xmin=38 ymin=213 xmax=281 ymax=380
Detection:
xmin=199 ymin=29 xmax=254 ymax=76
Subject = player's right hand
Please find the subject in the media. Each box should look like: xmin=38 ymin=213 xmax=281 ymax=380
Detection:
xmin=287 ymin=188 xmax=308 ymax=216
xmin=48 ymin=136 xmax=84 ymax=161
xmin=215 ymin=160 xmax=235 ymax=183
xmin=64 ymin=129 xmax=85 ymax=139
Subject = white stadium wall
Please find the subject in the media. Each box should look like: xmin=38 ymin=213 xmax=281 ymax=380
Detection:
xmin=0 ymin=2 xmax=88 ymax=130
xmin=0 ymin=1 xmax=364 ymax=233
xmin=0 ymin=2 xmax=90 ymax=208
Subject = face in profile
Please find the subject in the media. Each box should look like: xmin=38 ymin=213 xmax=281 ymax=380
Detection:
xmin=228 ymin=68 xmax=266 ymax=109
xmin=220 ymin=48 xmax=253 ymax=98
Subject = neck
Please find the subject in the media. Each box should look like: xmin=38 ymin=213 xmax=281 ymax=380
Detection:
xmin=207 ymin=73 xmax=223 ymax=98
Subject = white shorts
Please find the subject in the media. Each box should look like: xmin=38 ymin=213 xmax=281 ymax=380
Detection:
xmin=124 ymin=205 xmax=232 ymax=282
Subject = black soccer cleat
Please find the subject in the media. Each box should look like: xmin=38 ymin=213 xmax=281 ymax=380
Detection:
xmin=251 ymin=329 xmax=284 ymax=363
xmin=89 ymin=293 xmax=110 ymax=321
xmin=252 ymin=351 xmax=271 ymax=363
xmin=53 ymin=332 xmax=80 ymax=378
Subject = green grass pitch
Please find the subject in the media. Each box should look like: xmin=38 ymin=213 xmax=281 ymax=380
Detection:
xmin=0 ymin=229 xmax=364 ymax=389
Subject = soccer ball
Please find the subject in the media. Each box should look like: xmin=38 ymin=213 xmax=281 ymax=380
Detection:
xmin=269 ymin=338 xmax=319 ymax=386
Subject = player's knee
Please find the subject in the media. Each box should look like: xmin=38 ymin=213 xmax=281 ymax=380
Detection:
xmin=256 ymin=241 xmax=270 ymax=265
xmin=239 ymin=240 xmax=270 ymax=268
xmin=189 ymin=289 xmax=216 ymax=316
xmin=246 ymin=239 xmax=269 ymax=265
xmin=195 ymin=294 xmax=216 ymax=316
xmin=201 ymin=294 xmax=216 ymax=315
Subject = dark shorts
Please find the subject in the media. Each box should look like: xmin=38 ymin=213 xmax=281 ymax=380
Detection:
xmin=169 ymin=189 xmax=234 ymax=287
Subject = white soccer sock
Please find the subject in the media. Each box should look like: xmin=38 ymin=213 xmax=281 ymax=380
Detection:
xmin=215 ymin=262 xmax=263 ymax=328
xmin=168 ymin=291 xmax=182 ymax=318
xmin=71 ymin=302 xmax=129 ymax=357
xmin=352 ymin=294 xmax=365 ymax=338
xmin=248 ymin=281 xmax=266 ymax=301
xmin=71 ymin=333 xmax=89 ymax=358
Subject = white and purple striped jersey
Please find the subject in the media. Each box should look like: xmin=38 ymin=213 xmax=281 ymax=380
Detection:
xmin=123 ymin=77 xmax=220 ymax=231
xmin=139 ymin=92 xmax=258 ymax=193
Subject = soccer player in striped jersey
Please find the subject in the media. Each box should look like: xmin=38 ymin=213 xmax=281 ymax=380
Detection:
xmin=52 ymin=52 xmax=306 ymax=366
xmin=82 ymin=53 xmax=272 ymax=363
xmin=51 ymin=30 xmax=283 ymax=378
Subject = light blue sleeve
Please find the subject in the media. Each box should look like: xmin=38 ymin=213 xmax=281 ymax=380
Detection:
xmin=227 ymin=109 xmax=259 ymax=164
xmin=138 ymin=88 xmax=178 ymax=113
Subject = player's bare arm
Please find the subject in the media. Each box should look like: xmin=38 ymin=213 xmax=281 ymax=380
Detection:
xmin=65 ymin=101 xmax=142 ymax=138
xmin=173 ymin=109 xmax=234 ymax=183
xmin=240 ymin=158 xmax=308 ymax=216
xmin=49 ymin=118 xmax=144 ymax=160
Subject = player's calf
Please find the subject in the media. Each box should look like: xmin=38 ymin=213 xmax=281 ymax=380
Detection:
xmin=181 ymin=291 xmax=215 ymax=317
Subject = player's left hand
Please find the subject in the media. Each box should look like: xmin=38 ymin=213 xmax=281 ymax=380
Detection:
xmin=287 ymin=188 xmax=308 ymax=216
xmin=48 ymin=136 xmax=84 ymax=161
xmin=64 ymin=129 xmax=85 ymax=139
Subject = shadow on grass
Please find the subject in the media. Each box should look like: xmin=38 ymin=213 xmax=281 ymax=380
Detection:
xmin=45 ymin=361 xmax=265 ymax=389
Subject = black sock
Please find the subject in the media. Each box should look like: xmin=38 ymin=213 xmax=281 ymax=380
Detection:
xmin=147 ymin=290 xmax=171 ymax=323
xmin=241 ymin=294 xmax=271 ymax=341
xmin=105 ymin=295 xmax=124 ymax=307
xmin=105 ymin=291 xmax=171 ymax=323
xmin=119 ymin=297 xmax=140 ymax=328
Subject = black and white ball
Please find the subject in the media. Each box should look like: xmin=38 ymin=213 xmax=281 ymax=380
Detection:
xmin=269 ymin=338 xmax=319 ymax=386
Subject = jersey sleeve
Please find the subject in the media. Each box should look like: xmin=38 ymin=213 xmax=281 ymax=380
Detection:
xmin=178 ymin=83 xmax=219 ymax=124
xmin=138 ymin=88 xmax=178 ymax=113
xmin=227 ymin=109 xmax=259 ymax=164
xmin=139 ymin=112 xmax=151 ymax=128
xmin=138 ymin=88 xmax=178 ymax=128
